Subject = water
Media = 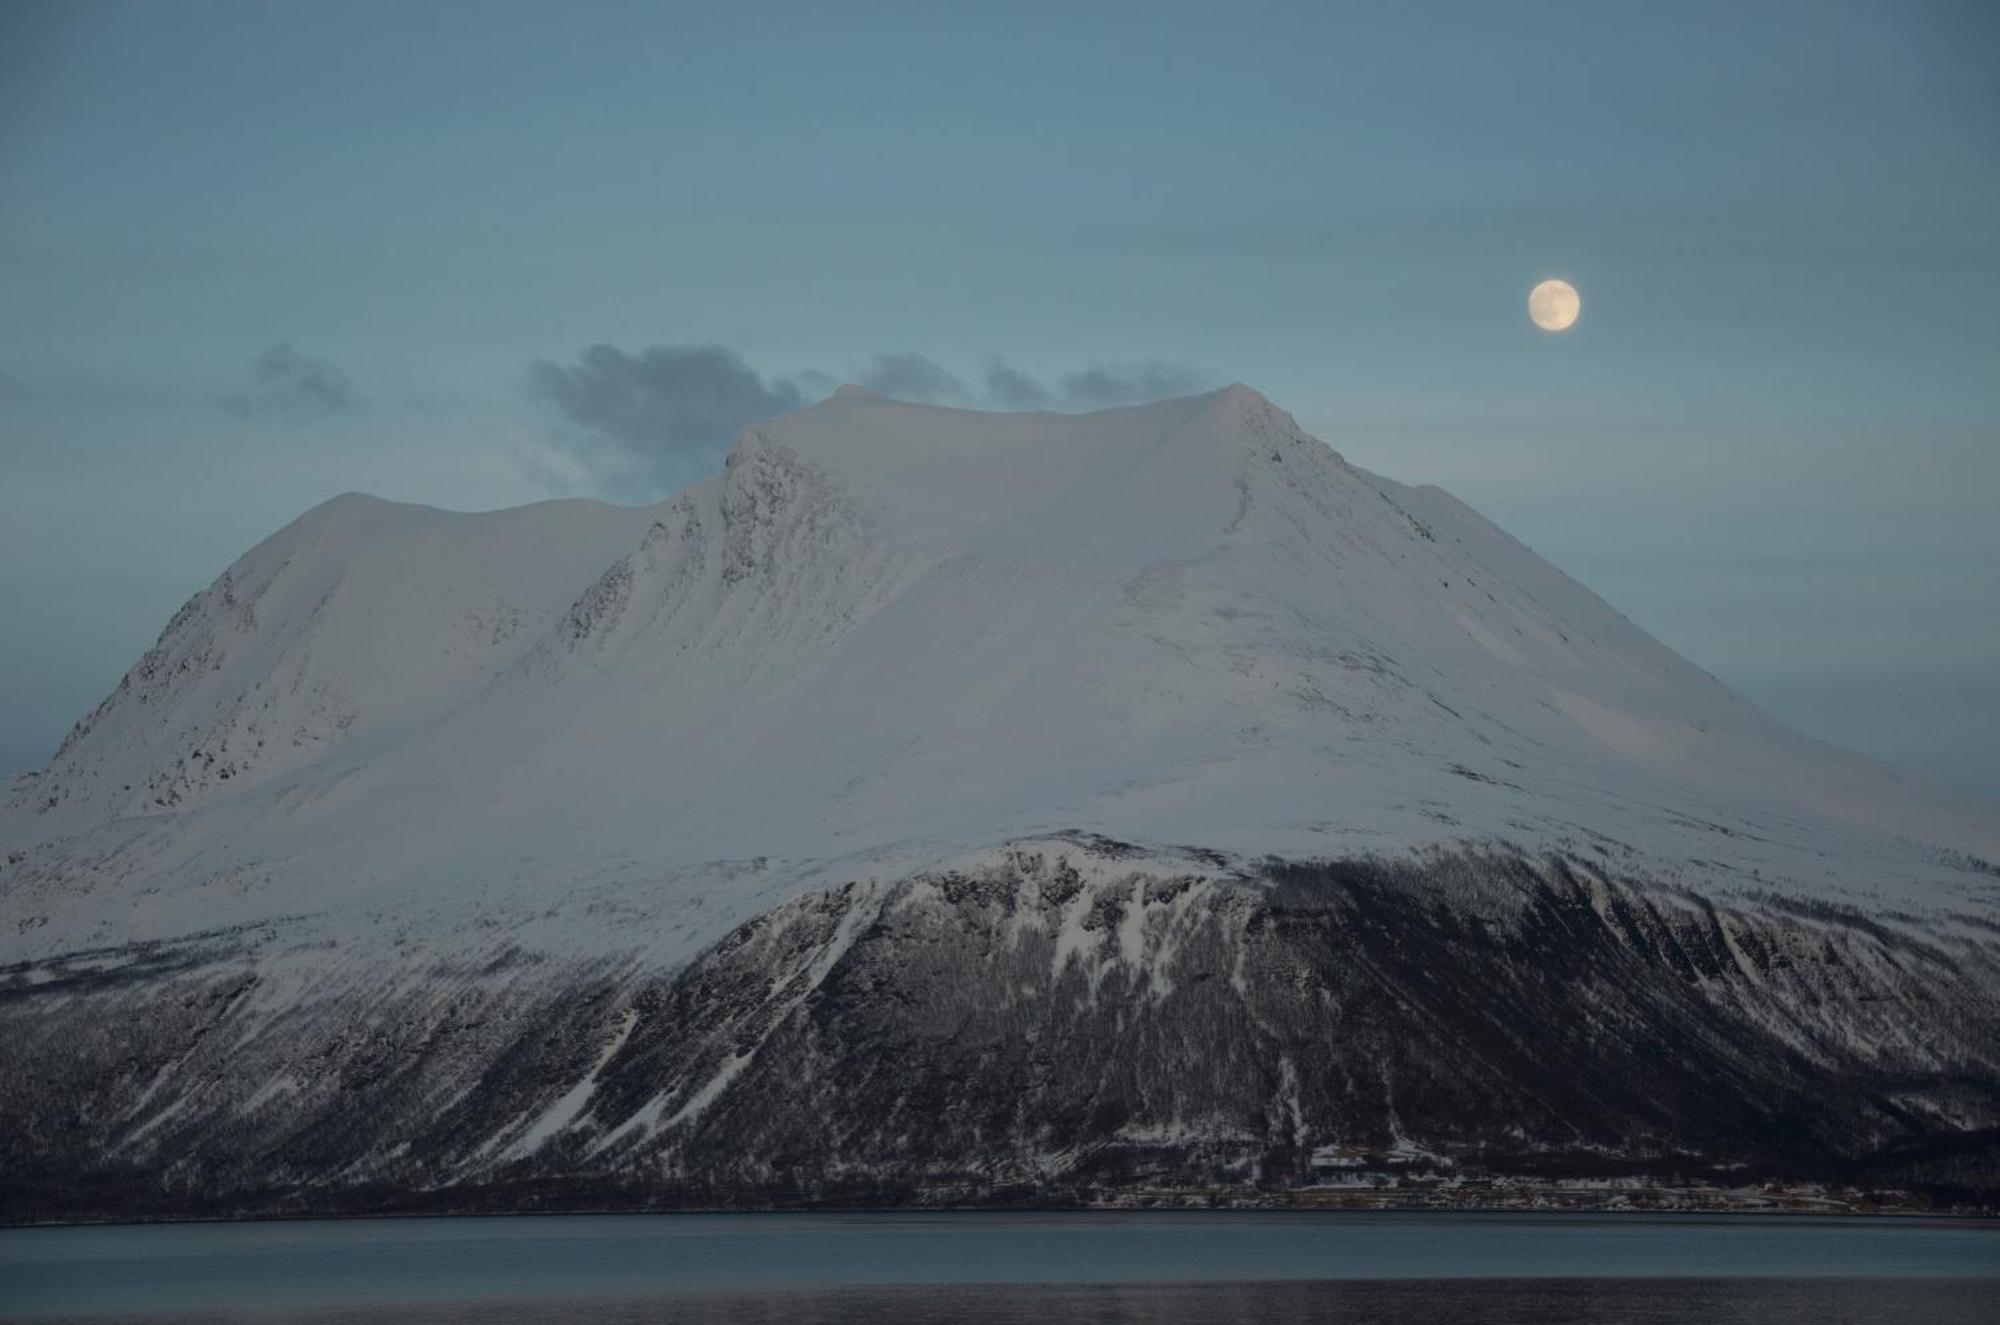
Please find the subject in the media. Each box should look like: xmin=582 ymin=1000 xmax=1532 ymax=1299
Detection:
xmin=2 ymin=1211 xmax=1995 ymax=1323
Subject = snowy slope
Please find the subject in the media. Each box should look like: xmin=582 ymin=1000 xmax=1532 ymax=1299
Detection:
xmin=15 ymin=494 xmax=657 ymax=830
xmin=3 ymin=385 xmax=1994 ymax=969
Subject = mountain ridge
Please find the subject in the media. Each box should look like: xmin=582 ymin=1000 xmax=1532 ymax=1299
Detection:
xmin=6 ymin=385 xmax=1994 ymax=967
xmin=3 ymin=385 xmax=1996 ymax=1219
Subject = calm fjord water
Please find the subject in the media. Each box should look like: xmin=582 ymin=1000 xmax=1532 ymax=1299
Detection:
xmin=2 ymin=1212 xmax=1995 ymax=1323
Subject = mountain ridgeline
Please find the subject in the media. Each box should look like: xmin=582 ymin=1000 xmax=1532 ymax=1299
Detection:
xmin=3 ymin=386 xmax=1997 ymax=1219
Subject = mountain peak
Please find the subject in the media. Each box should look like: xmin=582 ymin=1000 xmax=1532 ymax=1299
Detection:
xmin=723 ymin=380 xmax=1311 ymax=566
xmin=7 ymin=384 xmax=1994 ymax=979
xmin=8 ymin=391 xmax=1997 ymax=1223
xmin=1213 ymin=381 xmax=1268 ymax=405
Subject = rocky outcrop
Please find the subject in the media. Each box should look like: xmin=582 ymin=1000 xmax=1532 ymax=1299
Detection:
xmin=7 ymin=842 xmax=1996 ymax=1221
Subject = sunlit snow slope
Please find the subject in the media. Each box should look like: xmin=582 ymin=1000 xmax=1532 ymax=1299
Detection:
xmin=5 ymin=385 xmax=1991 ymax=966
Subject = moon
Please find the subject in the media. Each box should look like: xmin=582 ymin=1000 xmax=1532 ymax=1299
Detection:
xmin=1528 ymin=278 xmax=1581 ymax=332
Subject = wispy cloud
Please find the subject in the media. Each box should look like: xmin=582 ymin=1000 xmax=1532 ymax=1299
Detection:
xmin=1053 ymin=361 xmax=1206 ymax=408
xmin=982 ymin=359 xmax=1056 ymax=410
xmin=855 ymin=354 xmax=1210 ymax=411
xmin=857 ymin=351 xmax=971 ymax=405
xmin=224 ymin=343 xmax=357 ymax=424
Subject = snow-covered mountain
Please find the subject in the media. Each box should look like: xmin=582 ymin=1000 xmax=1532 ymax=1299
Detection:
xmin=4 ymin=386 xmax=1996 ymax=1219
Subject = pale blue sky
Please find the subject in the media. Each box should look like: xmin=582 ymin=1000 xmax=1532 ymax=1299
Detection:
xmin=2 ymin=1 xmax=1996 ymax=793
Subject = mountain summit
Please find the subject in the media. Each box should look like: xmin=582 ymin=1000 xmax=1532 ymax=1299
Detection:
xmin=4 ymin=387 xmax=1996 ymax=1219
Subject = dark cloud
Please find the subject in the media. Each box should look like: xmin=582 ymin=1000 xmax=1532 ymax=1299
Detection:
xmin=983 ymin=359 xmax=1057 ymax=410
xmin=226 ymin=343 xmax=357 ymax=424
xmin=526 ymin=343 xmax=805 ymax=493
xmin=521 ymin=341 xmax=1211 ymax=497
xmin=856 ymin=351 xmax=971 ymax=405
xmin=1058 ymin=361 xmax=1207 ymax=408
xmin=984 ymin=357 xmax=1208 ymax=411
xmin=854 ymin=354 xmax=1207 ymax=412
xmin=793 ymin=368 xmax=840 ymax=399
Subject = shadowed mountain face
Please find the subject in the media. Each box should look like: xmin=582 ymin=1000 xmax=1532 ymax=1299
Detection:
xmin=3 ymin=388 xmax=1996 ymax=1219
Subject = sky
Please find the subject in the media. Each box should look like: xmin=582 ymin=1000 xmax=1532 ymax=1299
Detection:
xmin=1 ymin=0 xmax=1995 ymax=796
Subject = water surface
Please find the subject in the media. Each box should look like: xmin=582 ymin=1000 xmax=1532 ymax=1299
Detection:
xmin=3 ymin=1211 xmax=1994 ymax=1323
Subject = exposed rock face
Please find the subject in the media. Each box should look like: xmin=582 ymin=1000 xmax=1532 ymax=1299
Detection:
xmin=8 ymin=842 xmax=1996 ymax=1220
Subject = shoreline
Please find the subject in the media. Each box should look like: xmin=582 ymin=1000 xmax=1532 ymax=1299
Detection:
xmin=10 ymin=1194 xmax=1998 ymax=1233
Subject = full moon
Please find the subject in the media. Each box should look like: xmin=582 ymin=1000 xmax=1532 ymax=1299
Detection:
xmin=1528 ymin=278 xmax=1581 ymax=332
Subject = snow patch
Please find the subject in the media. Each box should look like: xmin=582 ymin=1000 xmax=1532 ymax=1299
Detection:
xmin=500 ymin=1007 xmax=640 ymax=1160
